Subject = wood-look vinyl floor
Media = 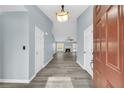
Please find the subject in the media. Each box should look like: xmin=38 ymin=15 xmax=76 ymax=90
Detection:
xmin=0 ymin=52 xmax=93 ymax=88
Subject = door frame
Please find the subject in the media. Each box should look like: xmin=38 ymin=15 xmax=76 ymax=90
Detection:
xmin=83 ymin=24 xmax=93 ymax=77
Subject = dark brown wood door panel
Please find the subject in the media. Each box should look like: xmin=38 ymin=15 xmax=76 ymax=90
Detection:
xmin=93 ymin=5 xmax=124 ymax=88
xmin=106 ymin=6 xmax=120 ymax=70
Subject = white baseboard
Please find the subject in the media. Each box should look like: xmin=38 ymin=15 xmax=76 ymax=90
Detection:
xmin=76 ymin=61 xmax=84 ymax=70
xmin=29 ymin=73 xmax=37 ymax=83
xmin=43 ymin=56 xmax=53 ymax=68
xmin=76 ymin=61 xmax=93 ymax=78
xmin=0 ymin=79 xmax=30 ymax=83
xmin=0 ymin=76 xmax=37 ymax=83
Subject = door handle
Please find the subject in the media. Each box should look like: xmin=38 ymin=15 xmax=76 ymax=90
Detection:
xmin=92 ymin=52 xmax=94 ymax=55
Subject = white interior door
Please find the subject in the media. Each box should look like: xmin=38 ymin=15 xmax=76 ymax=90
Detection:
xmin=83 ymin=24 xmax=93 ymax=77
xmin=35 ymin=26 xmax=44 ymax=74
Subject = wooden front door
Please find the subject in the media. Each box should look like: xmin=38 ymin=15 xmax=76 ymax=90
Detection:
xmin=93 ymin=5 xmax=124 ymax=88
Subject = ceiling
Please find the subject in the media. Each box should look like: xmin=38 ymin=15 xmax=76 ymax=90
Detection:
xmin=38 ymin=5 xmax=89 ymax=42
xmin=38 ymin=5 xmax=88 ymax=42
xmin=0 ymin=5 xmax=27 ymax=13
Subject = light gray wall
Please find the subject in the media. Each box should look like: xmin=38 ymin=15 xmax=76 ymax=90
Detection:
xmin=64 ymin=42 xmax=72 ymax=49
xmin=0 ymin=15 xmax=3 ymax=76
xmin=0 ymin=12 xmax=29 ymax=79
xmin=24 ymin=6 xmax=55 ymax=79
xmin=77 ymin=6 xmax=93 ymax=66
xmin=0 ymin=5 xmax=55 ymax=81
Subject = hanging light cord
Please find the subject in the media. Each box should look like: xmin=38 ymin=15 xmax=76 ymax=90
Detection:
xmin=61 ymin=5 xmax=64 ymax=12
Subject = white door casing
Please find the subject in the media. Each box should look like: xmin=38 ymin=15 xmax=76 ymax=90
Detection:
xmin=35 ymin=26 xmax=44 ymax=74
xmin=83 ymin=24 xmax=93 ymax=77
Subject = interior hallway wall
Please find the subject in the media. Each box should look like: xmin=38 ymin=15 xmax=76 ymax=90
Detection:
xmin=0 ymin=12 xmax=29 ymax=80
xmin=77 ymin=6 xmax=93 ymax=69
xmin=0 ymin=15 xmax=3 ymax=77
xmin=0 ymin=5 xmax=55 ymax=81
xmin=24 ymin=6 xmax=55 ymax=79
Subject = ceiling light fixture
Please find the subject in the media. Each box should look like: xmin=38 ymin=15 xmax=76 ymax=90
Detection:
xmin=56 ymin=5 xmax=69 ymax=22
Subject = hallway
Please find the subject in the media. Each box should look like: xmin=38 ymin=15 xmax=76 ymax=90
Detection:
xmin=0 ymin=5 xmax=124 ymax=88
xmin=0 ymin=52 xmax=92 ymax=88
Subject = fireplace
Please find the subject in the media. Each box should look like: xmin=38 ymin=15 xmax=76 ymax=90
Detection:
xmin=65 ymin=48 xmax=70 ymax=52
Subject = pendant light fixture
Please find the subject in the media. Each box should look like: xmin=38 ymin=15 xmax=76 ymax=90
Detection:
xmin=56 ymin=5 xmax=69 ymax=22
